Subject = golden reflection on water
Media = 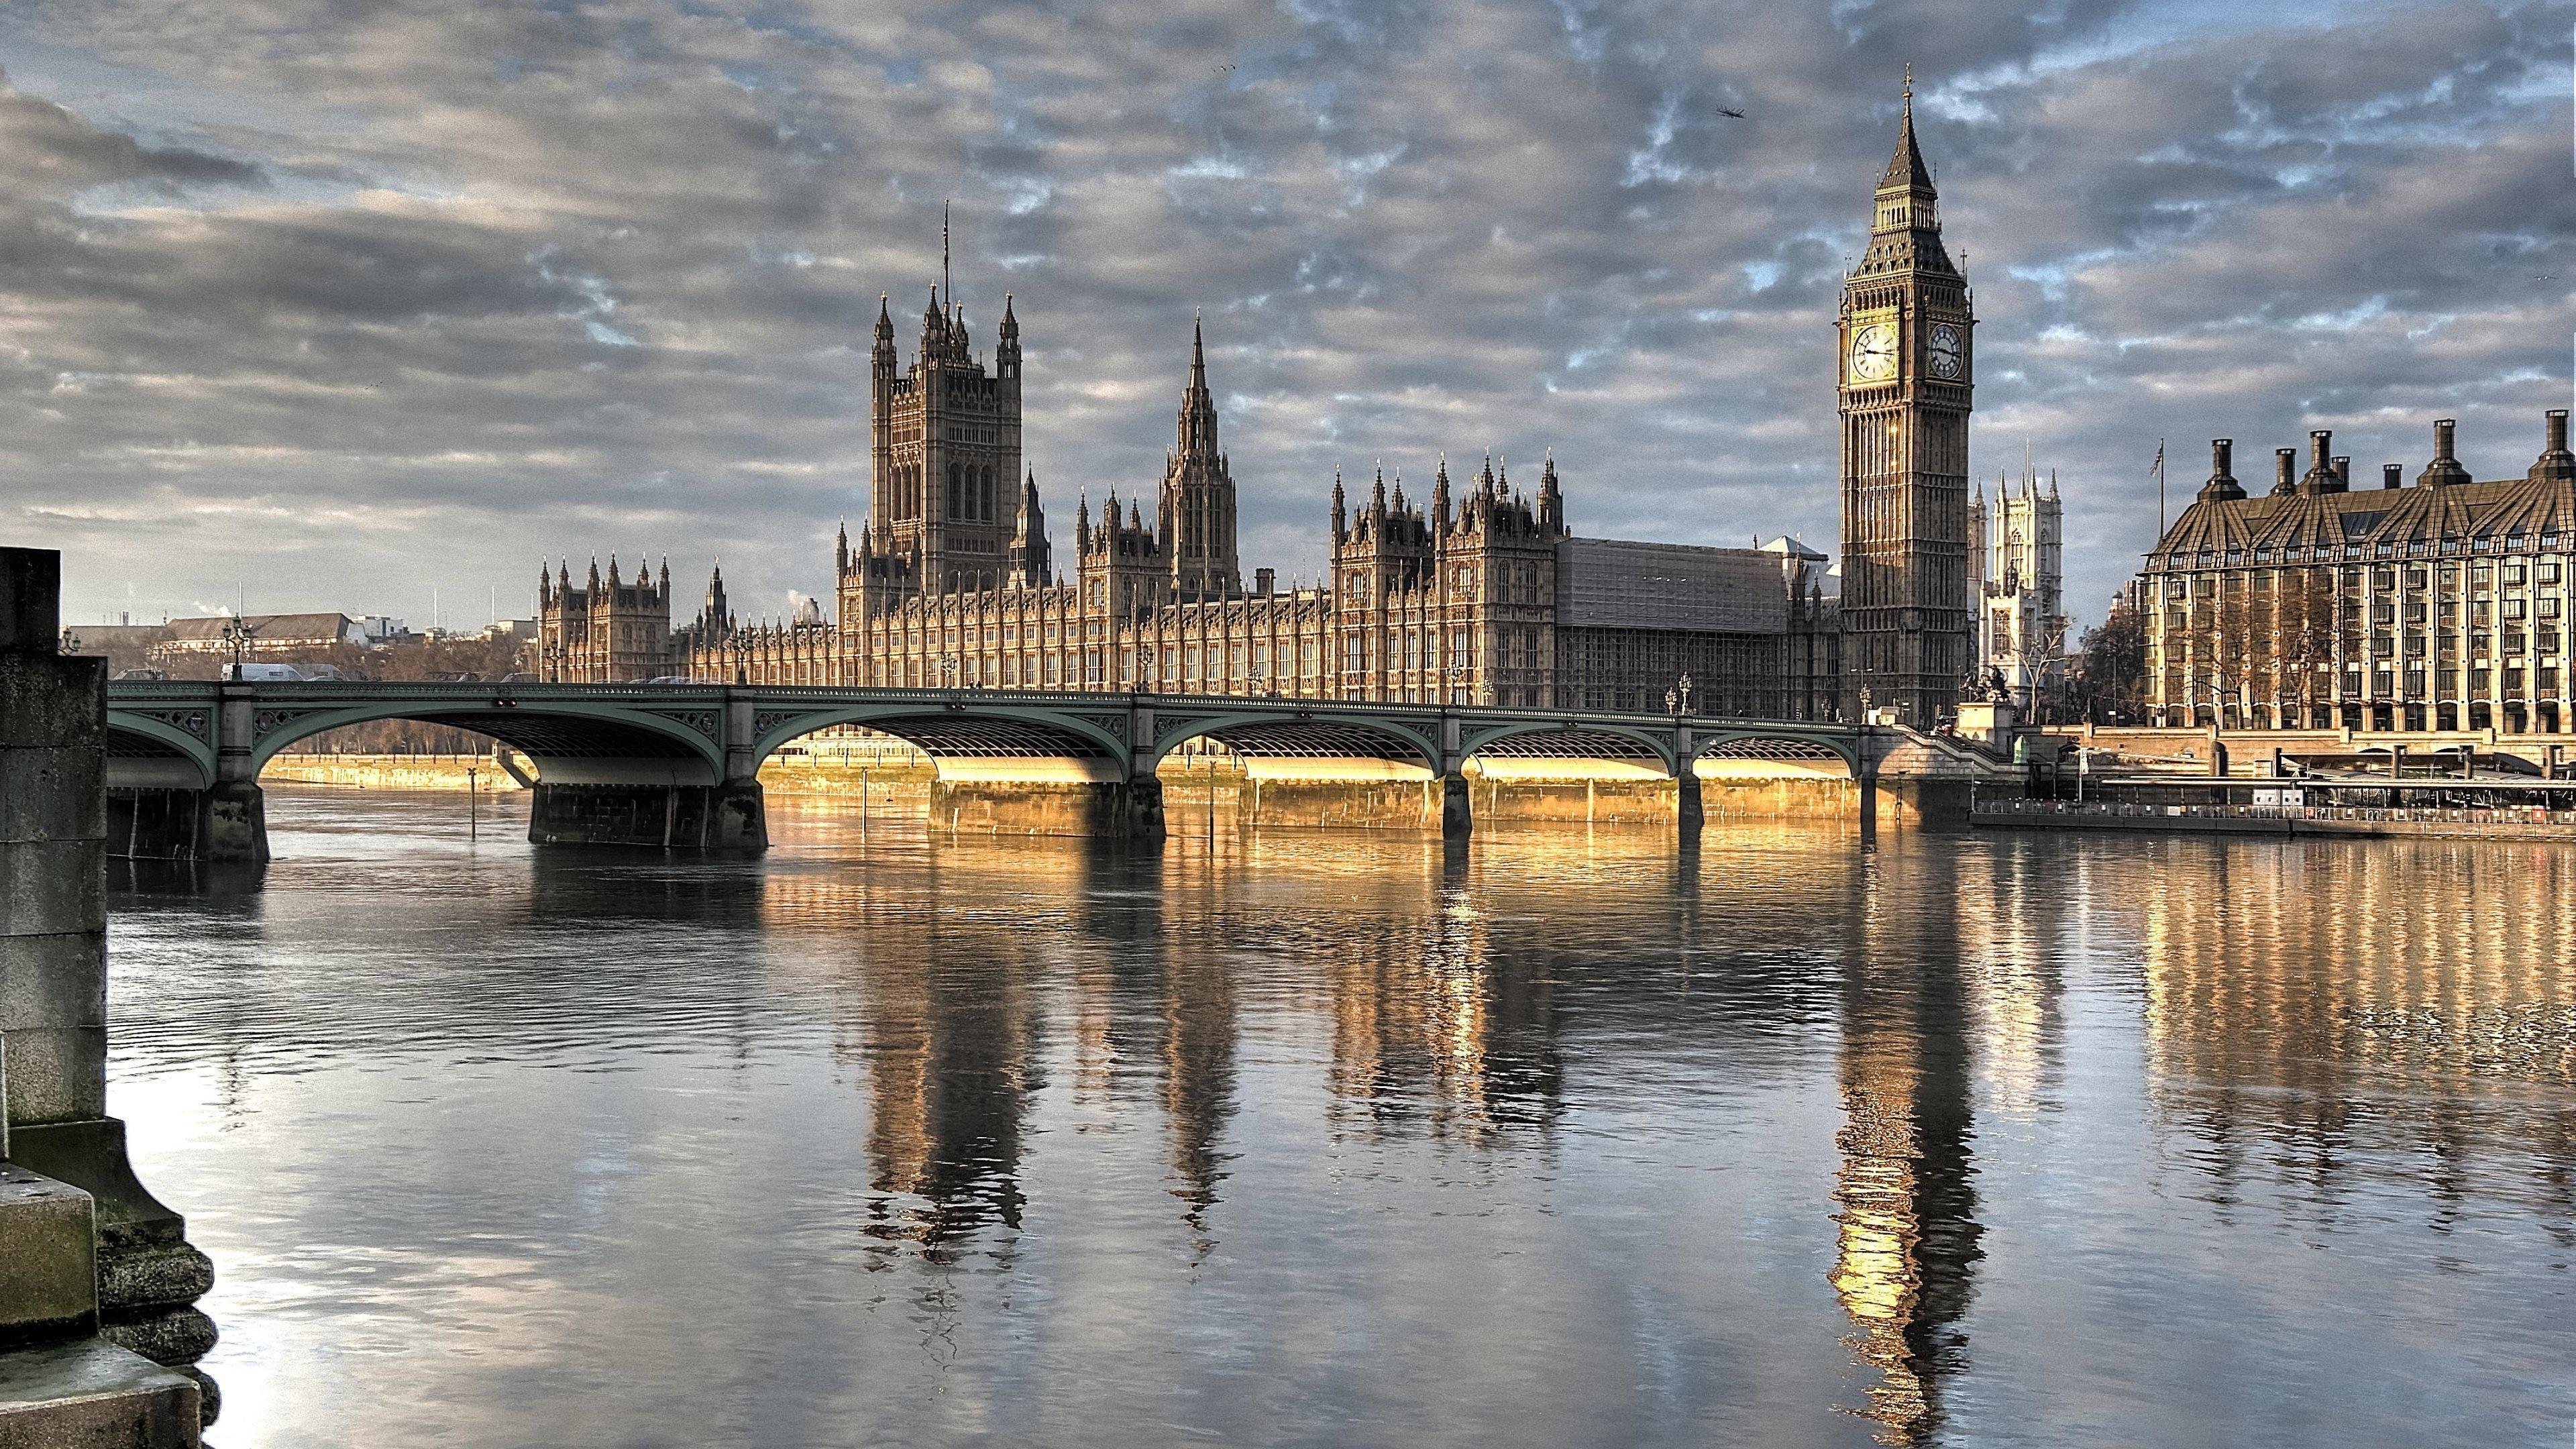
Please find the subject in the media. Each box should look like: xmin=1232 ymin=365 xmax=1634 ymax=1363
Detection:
xmin=2135 ymin=839 xmax=2576 ymax=1220
xmin=729 ymin=804 xmax=2576 ymax=1439
xmin=1832 ymin=845 xmax=1982 ymax=1446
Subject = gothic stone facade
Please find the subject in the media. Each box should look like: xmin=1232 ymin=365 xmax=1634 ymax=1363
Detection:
xmin=525 ymin=109 xmax=2019 ymax=718
xmin=539 ymin=297 xmax=1839 ymax=716
xmin=1967 ymin=467 xmax=2065 ymax=697
xmin=1838 ymin=83 xmax=1974 ymax=727
xmin=2141 ymin=412 xmax=2576 ymax=734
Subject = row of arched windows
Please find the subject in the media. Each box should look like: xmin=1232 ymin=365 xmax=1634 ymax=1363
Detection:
xmin=885 ymin=460 xmax=1004 ymax=523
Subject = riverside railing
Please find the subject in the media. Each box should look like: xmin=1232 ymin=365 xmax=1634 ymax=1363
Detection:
xmin=1978 ymin=797 xmax=2576 ymax=828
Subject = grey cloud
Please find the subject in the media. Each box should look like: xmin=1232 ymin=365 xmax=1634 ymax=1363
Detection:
xmin=0 ymin=0 xmax=2567 ymax=628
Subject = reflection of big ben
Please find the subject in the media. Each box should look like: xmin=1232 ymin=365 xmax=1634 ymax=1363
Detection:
xmin=1841 ymin=72 xmax=1974 ymax=725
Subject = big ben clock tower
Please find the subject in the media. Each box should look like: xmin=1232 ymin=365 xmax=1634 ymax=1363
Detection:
xmin=1839 ymin=72 xmax=1973 ymax=726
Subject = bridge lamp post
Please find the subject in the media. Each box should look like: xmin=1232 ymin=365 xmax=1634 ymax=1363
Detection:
xmin=219 ymin=615 xmax=256 ymax=679
xmin=938 ymin=655 xmax=959 ymax=692
xmin=1677 ymin=672 xmax=1695 ymax=716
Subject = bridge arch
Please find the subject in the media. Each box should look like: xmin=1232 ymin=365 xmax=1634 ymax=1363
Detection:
xmin=106 ymin=712 xmax=217 ymax=790
xmin=1689 ymin=731 xmax=1860 ymax=775
xmin=1458 ymin=720 xmax=1678 ymax=775
xmin=1141 ymin=708 xmax=1440 ymax=776
xmin=749 ymin=704 xmax=1128 ymax=775
xmin=242 ymin=700 xmax=728 ymax=783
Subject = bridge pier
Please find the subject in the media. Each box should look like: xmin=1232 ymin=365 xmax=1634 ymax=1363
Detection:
xmin=526 ymin=780 xmax=767 ymax=852
xmin=3 ymin=547 xmax=215 ymax=1441
xmin=105 ymin=782 xmax=267 ymax=865
xmin=927 ymin=771 xmax=1166 ymax=841
xmin=1440 ymin=772 xmax=1472 ymax=839
xmin=1677 ymin=770 xmax=1705 ymax=836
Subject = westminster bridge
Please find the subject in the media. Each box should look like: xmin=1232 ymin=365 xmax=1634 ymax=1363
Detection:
xmin=100 ymin=680 xmax=1951 ymax=861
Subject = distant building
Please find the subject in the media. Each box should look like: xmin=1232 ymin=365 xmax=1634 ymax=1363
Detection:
xmin=152 ymin=613 xmax=368 ymax=657
xmin=2138 ymin=413 xmax=2576 ymax=733
xmin=1968 ymin=466 xmax=2065 ymax=698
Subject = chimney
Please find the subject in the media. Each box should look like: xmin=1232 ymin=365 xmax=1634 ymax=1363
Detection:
xmin=2274 ymin=448 xmax=2297 ymax=495
xmin=2330 ymin=456 xmax=2351 ymax=492
xmin=2532 ymin=408 xmax=2576 ymax=484
xmin=2201 ymin=438 xmax=2245 ymax=501
xmin=1255 ymin=568 xmax=1275 ymax=596
xmin=2418 ymin=417 xmax=2471 ymax=488
xmin=2383 ymin=463 xmax=2402 ymax=490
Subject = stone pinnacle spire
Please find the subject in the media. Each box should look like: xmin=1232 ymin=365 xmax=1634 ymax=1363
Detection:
xmin=1175 ymin=311 xmax=1219 ymax=462
xmin=1884 ymin=63 xmax=1932 ymax=194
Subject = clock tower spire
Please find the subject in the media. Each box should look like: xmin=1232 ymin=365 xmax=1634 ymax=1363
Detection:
xmin=1839 ymin=68 xmax=1973 ymax=725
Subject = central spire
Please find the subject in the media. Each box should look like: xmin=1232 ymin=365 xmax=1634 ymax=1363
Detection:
xmin=1175 ymin=310 xmax=1218 ymax=461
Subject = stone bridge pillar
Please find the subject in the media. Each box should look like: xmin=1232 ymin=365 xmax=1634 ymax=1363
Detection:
xmin=1438 ymin=712 xmax=1470 ymax=839
xmin=1674 ymin=721 xmax=1703 ymax=835
xmin=103 ymin=687 xmax=267 ymax=867
xmin=1125 ymin=694 xmax=1167 ymax=843
xmin=2 ymin=547 xmax=215 ymax=1442
xmin=523 ymin=689 xmax=765 ymax=853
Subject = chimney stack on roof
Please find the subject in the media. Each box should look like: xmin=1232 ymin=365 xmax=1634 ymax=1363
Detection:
xmin=2201 ymin=438 xmax=2245 ymax=501
xmin=2383 ymin=463 xmax=2403 ymax=490
xmin=2273 ymin=448 xmax=2297 ymax=496
xmin=2418 ymin=418 xmax=2471 ymax=488
xmin=2531 ymin=408 xmax=2576 ymax=483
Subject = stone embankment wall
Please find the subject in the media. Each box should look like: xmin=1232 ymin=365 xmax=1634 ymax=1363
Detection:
xmin=261 ymin=751 xmax=1928 ymax=831
xmin=263 ymin=753 xmax=527 ymax=791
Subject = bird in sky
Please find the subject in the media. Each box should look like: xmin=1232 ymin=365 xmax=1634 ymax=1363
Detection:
xmin=1215 ymin=63 xmax=1236 ymax=73
xmin=1717 ymin=107 xmax=1746 ymax=118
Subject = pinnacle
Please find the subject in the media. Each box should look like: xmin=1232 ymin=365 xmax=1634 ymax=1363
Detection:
xmin=1881 ymin=69 xmax=1933 ymax=195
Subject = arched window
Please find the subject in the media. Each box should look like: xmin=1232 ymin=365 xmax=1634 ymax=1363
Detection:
xmin=949 ymin=464 xmax=961 ymax=517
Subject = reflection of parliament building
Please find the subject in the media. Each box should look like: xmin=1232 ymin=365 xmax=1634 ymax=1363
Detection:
xmin=537 ymin=91 xmax=1995 ymax=724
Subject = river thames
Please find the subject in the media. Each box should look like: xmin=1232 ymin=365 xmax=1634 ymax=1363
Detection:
xmin=105 ymin=788 xmax=2575 ymax=1447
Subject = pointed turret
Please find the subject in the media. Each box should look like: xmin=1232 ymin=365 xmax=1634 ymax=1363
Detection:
xmin=1537 ymin=449 xmax=1564 ymax=535
xmin=1431 ymin=452 xmax=1452 ymax=535
xmin=1330 ymin=466 xmax=1347 ymax=545
xmin=1175 ymin=311 xmax=1220 ymax=462
xmin=996 ymin=292 xmax=1021 ymax=378
xmin=1010 ymin=470 xmax=1051 ymax=586
xmin=1858 ymin=65 xmax=1956 ymax=277
xmin=1882 ymin=67 xmax=1933 ymax=194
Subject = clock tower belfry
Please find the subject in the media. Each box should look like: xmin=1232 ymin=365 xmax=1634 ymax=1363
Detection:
xmin=1839 ymin=72 xmax=1973 ymax=726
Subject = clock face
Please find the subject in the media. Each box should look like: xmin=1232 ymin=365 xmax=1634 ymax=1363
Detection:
xmin=1848 ymin=322 xmax=1898 ymax=384
xmin=1928 ymin=322 xmax=1964 ymax=380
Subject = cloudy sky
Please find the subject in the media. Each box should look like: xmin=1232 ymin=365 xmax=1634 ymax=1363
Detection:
xmin=4 ymin=0 xmax=2571 ymax=632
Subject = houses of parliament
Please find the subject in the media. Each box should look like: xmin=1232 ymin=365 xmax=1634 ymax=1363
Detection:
xmin=537 ymin=91 xmax=1982 ymax=724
